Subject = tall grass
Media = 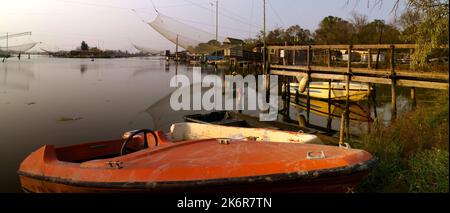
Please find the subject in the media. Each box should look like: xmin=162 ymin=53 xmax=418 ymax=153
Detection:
xmin=356 ymin=91 xmax=449 ymax=193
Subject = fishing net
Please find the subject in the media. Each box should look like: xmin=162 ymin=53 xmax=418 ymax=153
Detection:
xmin=148 ymin=12 xmax=237 ymax=54
xmin=132 ymin=43 xmax=163 ymax=55
xmin=0 ymin=42 xmax=40 ymax=53
xmin=0 ymin=32 xmax=32 ymax=40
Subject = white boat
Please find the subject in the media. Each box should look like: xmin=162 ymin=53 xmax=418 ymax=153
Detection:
xmin=124 ymin=122 xmax=323 ymax=145
xmin=289 ymin=81 xmax=371 ymax=101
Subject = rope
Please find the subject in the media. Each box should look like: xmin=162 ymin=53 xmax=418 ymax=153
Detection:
xmin=150 ymin=0 xmax=159 ymax=13
xmin=131 ymin=9 xmax=148 ymax=23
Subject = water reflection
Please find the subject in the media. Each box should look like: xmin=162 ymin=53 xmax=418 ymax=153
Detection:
xmin=291 ymin=99 xmax=372 ymax=122
xmin=144 ymin=67 xmax=225 ymax=131
xmin=0 ymin=57 xmax=436 ymax=192
xmin=145 ymin=83 xmax=208 ymax=131
xmin=132 ymin=67 xmax=152 ymax=77
xmin=0 ymin=63 xmax=35 ymax=91
xmin=80 ymin=64 xmax=88 ymax=74
xmin=280 ymin=84 xmax=421 ymax=136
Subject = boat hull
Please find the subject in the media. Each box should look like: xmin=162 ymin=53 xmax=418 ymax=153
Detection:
xmin=18 ymin=131 xmax=377 ymax=193
xmin=19 ymin=159 xmax=374 ymax=193
xmin=290 ymin=82 xmax=371 ymax=101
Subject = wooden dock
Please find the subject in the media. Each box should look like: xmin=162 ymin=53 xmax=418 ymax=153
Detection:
xmin=266 ymin=43 xmax=448 ymax=144
xmin=268 ymin=44 xmax=448 ymax=90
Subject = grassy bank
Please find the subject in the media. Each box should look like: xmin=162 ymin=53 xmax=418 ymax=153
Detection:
xmin=356 ymin=91 xmax=449 ymax=193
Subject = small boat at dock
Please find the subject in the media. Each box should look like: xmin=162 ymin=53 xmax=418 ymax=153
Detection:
xmin=18 ymin=123 xmax=376 ymax=193
xmin=184 ymin=111 xmax=342 ymax=144
xmin=184 ymin=111 xmax=323 ymax=132
xmin=290 ymin=82 xmax=371 ymax=101
xmin=163 ymin=122 xmax=323 ymax=144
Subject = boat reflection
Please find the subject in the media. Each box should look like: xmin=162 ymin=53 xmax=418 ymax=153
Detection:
xmin=80 ymin=64 xmax=88 ymax=74
xmin=290 ymin=98 xmax=372 ymax=123
xmin=144 ymin=82 xmax=210 ymax=131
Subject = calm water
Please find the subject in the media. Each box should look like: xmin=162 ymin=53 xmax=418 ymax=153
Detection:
xmin=0 ymin=56 xmax=434 ymax=192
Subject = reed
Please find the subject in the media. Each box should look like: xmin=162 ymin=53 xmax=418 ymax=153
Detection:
xmin=356 ymin=91 xmax=449 ymax=192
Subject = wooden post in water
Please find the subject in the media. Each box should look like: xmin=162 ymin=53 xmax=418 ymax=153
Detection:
xmin=285 ymin=77 xmax=289 ymax=101
xmin=411 ymin=87 xmax=417 ymax=109
xmin=368 ymin=49 xmax=372 ymax=69
xmin=283 ymin=44 xmax=290 ymax=117
xmin=390 ymin=45 xmax=397 ymax=119
xmin=279 ymin=75 xmax=284 ymax=100
xmin=266 ymin=48 xmax=271 ymax=76
xmin=372 ymin=84 xmax=378 ymax=119
xmin=345 ymin=45 xmax=352 ymax=144
xmin=286 ymin=77 xmax=290 ymax=118
xmin=306 ymin=45 xmax=311 ymax=124
xmin=327 ymin=79 xmax=332 ymax=131
xmin=339 ymin=111 xmax=346 ymax=146
xmin=326 ymin=46 xmax=332 ymax=130
xmin=409 ymin=48 xmax=416 ymax=110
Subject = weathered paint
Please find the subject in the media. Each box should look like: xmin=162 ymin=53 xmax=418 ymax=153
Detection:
xmin=18 ymin=124 xmax=377 ymax=193
xmin=165 ymin=123 xmax=323 ymax=144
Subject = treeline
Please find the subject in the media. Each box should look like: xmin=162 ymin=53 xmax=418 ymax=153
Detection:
xmin=244 ymin=0 xmax=449 ymax=66
xmin=50 ymin=41 xmax=148 ymax=58
xmin=244 ymin=13 xmax=412 ymax=50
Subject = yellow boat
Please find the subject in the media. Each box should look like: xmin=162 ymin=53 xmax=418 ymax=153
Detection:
xmin=290 ymin=82 xmax=371 ymax=101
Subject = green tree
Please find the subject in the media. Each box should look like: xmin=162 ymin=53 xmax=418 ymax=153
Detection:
xmin=396 ymin=9 xmax=421 ymax=43
xmin=266 ymin=28 xmax=286 ymax=43
xmin=364 ymin=0 xmax=449 ymax=67
xmin=81 ymin=41 xmax=89 ymax=51
xmin=284 ymin=25 xmax=313 ymax=44
xmin=355 ymin=20 xmax=401 ymax=44
xmin=402 ymin=0 xmax=449 ymax=67
xmin=255 ymin=25 xmax=313 ymax=45
xmin=350 ymin=12 xmax=369 ymax=43
xmin=243 ymin=38 xmax=260 ymax=51
xmin=314 ymin=16 xmax=354 ymax=44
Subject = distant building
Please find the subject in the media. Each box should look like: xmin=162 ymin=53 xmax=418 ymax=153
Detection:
xmin=223 ymin=37 xmax=244 ymax=58
xmin=223 ymin=37 xmax=244 ymax=45
xmin=206 ymin=38 xmax=262 ymax=63
xmin=341 ymin=50 xmax=385 ymax=62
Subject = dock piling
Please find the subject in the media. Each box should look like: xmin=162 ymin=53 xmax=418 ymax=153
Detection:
xmin=286 ymin=77 xmax=290 ymax=117
xmin=345 ymin=45 xmax=352 ymax=144
xmin=390 ymin=45 xmax=397 ymax=119
xmin=306 ymin=45 xmax=311 ymax=124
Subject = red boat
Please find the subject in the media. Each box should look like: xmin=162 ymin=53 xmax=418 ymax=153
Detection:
xmin=18 ymin=123 xmax=376 ymax=193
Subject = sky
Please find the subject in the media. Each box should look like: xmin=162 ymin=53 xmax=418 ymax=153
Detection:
xmin=0 ymin=0 xmax=405 ymax=52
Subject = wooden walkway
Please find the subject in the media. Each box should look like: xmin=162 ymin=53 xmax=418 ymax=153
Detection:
xmin=266 ymin=43 xmax=448 ymax=143
xmin=268 ymin=44 xmax=448 ymax=90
